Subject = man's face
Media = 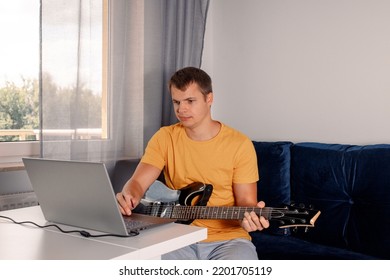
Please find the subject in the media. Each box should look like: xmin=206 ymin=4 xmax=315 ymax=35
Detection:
xmin=171 ymin=82 xmax=213 ymax=129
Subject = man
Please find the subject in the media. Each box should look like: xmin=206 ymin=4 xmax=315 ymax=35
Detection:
xmin=116 ymin=67 xmax=269 ymax=260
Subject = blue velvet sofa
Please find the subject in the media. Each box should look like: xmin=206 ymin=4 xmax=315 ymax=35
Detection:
xmin=112 ymin=141 xmax=390 ymax=260
xmin=250 ymin=141 xmax=390 ymax=260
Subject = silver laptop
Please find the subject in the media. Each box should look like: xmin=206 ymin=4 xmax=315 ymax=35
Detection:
xmin=22 ymin=157 xmax=175 ymax=236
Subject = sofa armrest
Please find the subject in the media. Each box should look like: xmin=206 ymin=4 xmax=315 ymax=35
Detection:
xmin=111 ymin=159 xmax=140 ymax=194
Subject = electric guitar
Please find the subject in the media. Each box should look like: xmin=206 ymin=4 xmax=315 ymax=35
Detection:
xmin=134 ymin=181 xmax=321 ymax=229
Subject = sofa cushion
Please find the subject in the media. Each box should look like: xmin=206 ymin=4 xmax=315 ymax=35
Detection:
xmin=252 ymin=141 xmax=293 ymax=235
xmin=291 ymin=142 xmax=390 ymax=259
xmin=250 ymin=231 xmax=377 ymax=260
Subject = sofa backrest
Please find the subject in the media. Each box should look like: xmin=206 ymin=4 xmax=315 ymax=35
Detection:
xmin=290 ymin=142 xmax=390 ymax=259
xmin=252 ymin=141 xmax=293 ymax=234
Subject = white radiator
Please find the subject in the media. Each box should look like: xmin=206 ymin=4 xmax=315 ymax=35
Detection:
xmin=0 ymin=191 xmax=38 ymax=211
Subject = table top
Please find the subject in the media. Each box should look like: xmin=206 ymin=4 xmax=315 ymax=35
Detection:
xmin=0 ymin=206 xmax=207 ymax=260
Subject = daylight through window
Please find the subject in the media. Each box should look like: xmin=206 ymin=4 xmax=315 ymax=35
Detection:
xmin=0 ymin=0 xmax=107 ymax=143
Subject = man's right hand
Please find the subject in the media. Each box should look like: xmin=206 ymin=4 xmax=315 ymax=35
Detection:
xmin=116 ymin=181 xmax=144 ymax=216
xmin=116 ymin=191 xmax=135 ymax=216
xmin=115 ymin=162 xmax=163 ymax=216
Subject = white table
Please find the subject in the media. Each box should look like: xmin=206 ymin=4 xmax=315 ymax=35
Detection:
xmin=0 ymin=206 xmax=207 ymax=260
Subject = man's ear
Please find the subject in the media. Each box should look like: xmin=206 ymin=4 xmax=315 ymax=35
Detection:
xmin=207 ymin=92 xmax=214 ymax=105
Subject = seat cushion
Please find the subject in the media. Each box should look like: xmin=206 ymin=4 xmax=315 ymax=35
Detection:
xmin=250 ymin=231 xmax=377 ymax=260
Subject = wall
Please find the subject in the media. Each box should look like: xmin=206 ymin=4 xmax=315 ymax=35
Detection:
xmin=202 ymin=0 xmax=390 ymax=144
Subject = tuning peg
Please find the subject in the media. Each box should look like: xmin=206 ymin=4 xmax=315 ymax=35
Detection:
xmin=293 ymin=227 xmax=298 ymax=233
xmin=298 ymin=203 xmax=305 ymax=209
xmin=305 ymin=227 xmax=309 ymax=233
xmin=308 ymin=204 xmax=314 ymax=209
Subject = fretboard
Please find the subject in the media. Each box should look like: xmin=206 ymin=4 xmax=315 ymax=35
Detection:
xmin=165 ymin=206 xmax=277 ymax=220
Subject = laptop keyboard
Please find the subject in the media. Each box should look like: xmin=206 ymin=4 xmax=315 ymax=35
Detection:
xmin=124 ymin=219 xmax=153 ymax=231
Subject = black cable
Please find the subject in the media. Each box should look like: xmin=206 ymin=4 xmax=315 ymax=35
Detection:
xmin=0 ymin=215 xmax=139 ymax=238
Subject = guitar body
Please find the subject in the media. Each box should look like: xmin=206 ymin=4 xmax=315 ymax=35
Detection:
xmin=134 ymin=181 xmax=213 ymax=224
xmin=134 ymin=181 xmax=321 ymax=230
xmin=178 ymin=182 xmax=213 ymax=208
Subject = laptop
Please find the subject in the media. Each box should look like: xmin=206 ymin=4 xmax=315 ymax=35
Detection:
xmin=22 ymin=157 xmax=175 ymax=236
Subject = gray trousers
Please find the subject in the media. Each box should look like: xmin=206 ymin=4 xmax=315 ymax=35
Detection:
xmin=161 ymin=238 xmax=258 ymax=260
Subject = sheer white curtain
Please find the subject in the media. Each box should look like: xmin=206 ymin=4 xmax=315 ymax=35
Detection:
xmin=40 ymin=0 xmax=210 ymax=168
xmin=40 ymin=0 xmax=144 ymax=168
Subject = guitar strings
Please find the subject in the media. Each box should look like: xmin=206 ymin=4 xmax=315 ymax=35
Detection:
xmin=139 ymin=205 xmax=310 ymax=220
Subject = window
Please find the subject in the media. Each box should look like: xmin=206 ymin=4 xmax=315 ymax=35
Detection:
xmin=0 ymin=0 xmax=108 ymax=163
xmin=0 ymin=1 xmax=39 ymax=142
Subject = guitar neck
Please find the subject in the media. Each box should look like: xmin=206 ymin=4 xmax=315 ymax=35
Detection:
xmin=168 ymin=205 xmax=273 ymax=220
xmin=139 ymin=203 xmax=320 ymax=228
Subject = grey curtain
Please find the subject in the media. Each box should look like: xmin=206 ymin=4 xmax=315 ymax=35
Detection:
xmin=144 ymin=0 xmax=210 ymax=145
xmin=161 ymin=0 xmax=210 ymax=126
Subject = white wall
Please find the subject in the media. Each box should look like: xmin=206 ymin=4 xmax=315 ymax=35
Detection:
xmin=202 ymin=0 xmax=390 ymax=144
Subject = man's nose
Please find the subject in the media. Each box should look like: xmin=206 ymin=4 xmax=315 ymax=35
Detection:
xmin=177 ymin=102 xmax=187 ymax=112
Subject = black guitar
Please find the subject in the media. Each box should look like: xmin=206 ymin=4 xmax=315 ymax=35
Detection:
xmin=134 ymin=181 xmax=321 ymax=229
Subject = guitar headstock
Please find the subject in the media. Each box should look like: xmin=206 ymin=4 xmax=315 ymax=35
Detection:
xmin=271 ymin=204 xmax=321 ymax=230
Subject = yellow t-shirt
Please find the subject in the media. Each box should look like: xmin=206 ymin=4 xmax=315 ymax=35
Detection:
xmin=140 ymin=122 xmax=259 ymax=242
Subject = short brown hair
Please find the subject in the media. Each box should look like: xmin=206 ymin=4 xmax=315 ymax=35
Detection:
xmin=169 ymin=67 xmax=213 ymax=96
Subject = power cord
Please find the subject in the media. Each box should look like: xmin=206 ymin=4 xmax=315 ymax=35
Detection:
xmin=0 ymin=215 xmax=139 ymax=238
